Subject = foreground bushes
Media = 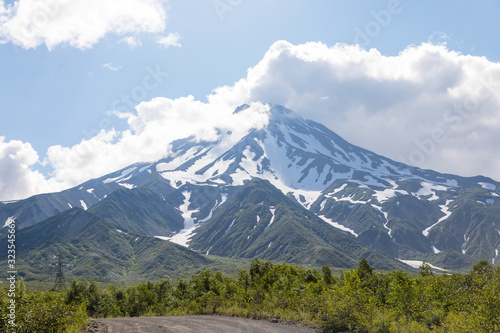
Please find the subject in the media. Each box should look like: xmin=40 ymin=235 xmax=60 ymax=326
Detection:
xmin=0 ymin=280 xmax=88 ymax=333
xmin=64 ymin=259 xmax=500 ymax=332
xmin=1 ymin=259 xmax=499 ymax=332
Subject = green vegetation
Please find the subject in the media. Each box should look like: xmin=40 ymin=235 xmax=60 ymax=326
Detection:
xmin=3 ymin=259 xmax=499 ymax=332
xmin=190 ymin=179 xmax=409 ymax=272
xmin=0 ymin=208 xmax=212 ymax=283
xmin=0 ymin=259 xmax=498 ymax=332
xmin=0 ymin=280 xmax=88 ymax=333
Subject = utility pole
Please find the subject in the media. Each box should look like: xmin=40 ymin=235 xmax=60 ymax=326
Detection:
xmin=52 ymin=253 xmax=67 ymax=291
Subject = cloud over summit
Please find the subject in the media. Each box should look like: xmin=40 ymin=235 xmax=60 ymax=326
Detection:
xmin=214 ymin=41 xmax=500 ymax=178
xmin=1 ymin=41 xmax=500 ymax=200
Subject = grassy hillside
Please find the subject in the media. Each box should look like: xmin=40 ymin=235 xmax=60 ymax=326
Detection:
xmin=0 ymin=208 xmax=211 ymax=284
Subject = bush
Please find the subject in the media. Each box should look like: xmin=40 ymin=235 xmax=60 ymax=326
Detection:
xmin=3 ymin=259 xmax=499 ymax=332
xmin=0 ymin=280 xmax=88 ymax=333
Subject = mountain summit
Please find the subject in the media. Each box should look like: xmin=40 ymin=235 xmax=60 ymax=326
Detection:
xmin=2 ymin=104 xmax=499 ymax=279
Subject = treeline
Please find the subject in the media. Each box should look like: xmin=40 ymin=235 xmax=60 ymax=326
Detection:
xmin=1 ymin=259 xmax=500 ymax=332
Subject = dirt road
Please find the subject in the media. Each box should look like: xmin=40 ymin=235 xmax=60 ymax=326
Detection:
xmin=86 ymin=315 xmax=319 ymax=333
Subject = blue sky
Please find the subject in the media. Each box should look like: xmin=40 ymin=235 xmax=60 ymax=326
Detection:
xmin=1 ymin=0 xmax=500 ymax=200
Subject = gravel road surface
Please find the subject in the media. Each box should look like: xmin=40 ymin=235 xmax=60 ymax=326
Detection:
xmin=86 ymin=315 xmax=319 ymax=333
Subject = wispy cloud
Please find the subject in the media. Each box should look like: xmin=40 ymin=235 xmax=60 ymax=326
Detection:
xmin=157 ymin=32 xmax=182 ymax=48
xmin=0 ymin=0 xmax=167 ymax=50
xmin=428 ymin=31 xmax=450 ymax=44
xmin=103 ymin=62 xmax=122 ymax=71
xmin=119 ymin=36 xmax=142 ymax=48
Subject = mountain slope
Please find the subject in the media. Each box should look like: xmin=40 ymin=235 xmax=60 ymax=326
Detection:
xmin=88 ymin=188 xmax=184 ymax=237
xmin=2 ymin=104 xmax=499 ymax=271
xmin=190 ymin=179 xmax=409 ymax=271
xmin=156 ymin=104 xmax=499 ymax=268
xmin=0 ymin=208 xmax=211 ymax=282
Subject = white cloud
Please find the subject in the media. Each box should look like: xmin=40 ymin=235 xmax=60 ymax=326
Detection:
xmin=210 ymin=41 xmax=500 ymax=179
xmin=37 ymin=99 xmax=269 ymax=196
xmin=157 ymin=32 xmax=181 ymax=48
xmin=0 ymin=0 xmax=167 ymax=49
xmin=0 ymin=0 xmax=8 ymax=18
xmin=119 ymin=36 xmax=142 ymax=48
xmin=103 ymin=62 xmax=121 ymax=71
xmin=0 ymin=137 xmax=64 ymax=201
xmin=2 ymin=41 xmax=500 ymax=201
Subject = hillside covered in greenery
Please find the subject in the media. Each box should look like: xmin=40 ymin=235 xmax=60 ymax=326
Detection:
xmin=1 ymin=259 xmax=499 ymax=332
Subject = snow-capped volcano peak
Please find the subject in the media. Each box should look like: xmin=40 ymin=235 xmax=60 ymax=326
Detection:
xmin=4 ymin=104 xmax=499 ymax=271
xmin=76 ymin=103 xmax=495 ymax=220
xmin=149 ymin=104 xmax=464 ymax=208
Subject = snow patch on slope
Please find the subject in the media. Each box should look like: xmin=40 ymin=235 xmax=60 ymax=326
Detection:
xmin=231 ymin=168 xmax=252 ymax=186
xmin=374 ymin=188 xmax=408 ymax=203
xmin=431 ymin=245 xmax=442 ymax=254
xmin=372 ymin=205 xmax=391 ymax=237
xmin=319 ymin=215 xmax=358 ymax=237
xmin=161 ymin=191 xmax=200 ymax=247
xmin=330 ymin=183 xmax=347 ymax=195
xmin=264 ymin=208 xmax=276 ymax=231
xmin=157 ymin=147 xmax=211 ymax=172
xmin=139 ymin=164 xmax=152 ymax=173
xmin=423 ymin=200 xmax=453 ymax=237
xmin=225 ymin=219 xmax=235 ymax=234
xmin=103 ymin=167 xmax=137 ymax=184
xmin=319 ymin=198 xmax=327 ymax=211
xmin=399 ymin=260 xmax=444 ymax=271
xmin=414 ymin=182 xmax=447 ymax=201
xmin=1 ymin=200 xmax=19 ymax=204
xmin=462 ymin=234 xmax=470 ymax=254
xmin=333 ymin=194 xmax=369 ymax=205
xmin=199 ymin=199 xmax=221 ymax=223
xmin=118 ymin=183 xmax=136 ymax=190
xmin=479 ymin=182 xmax=496 ymax=191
